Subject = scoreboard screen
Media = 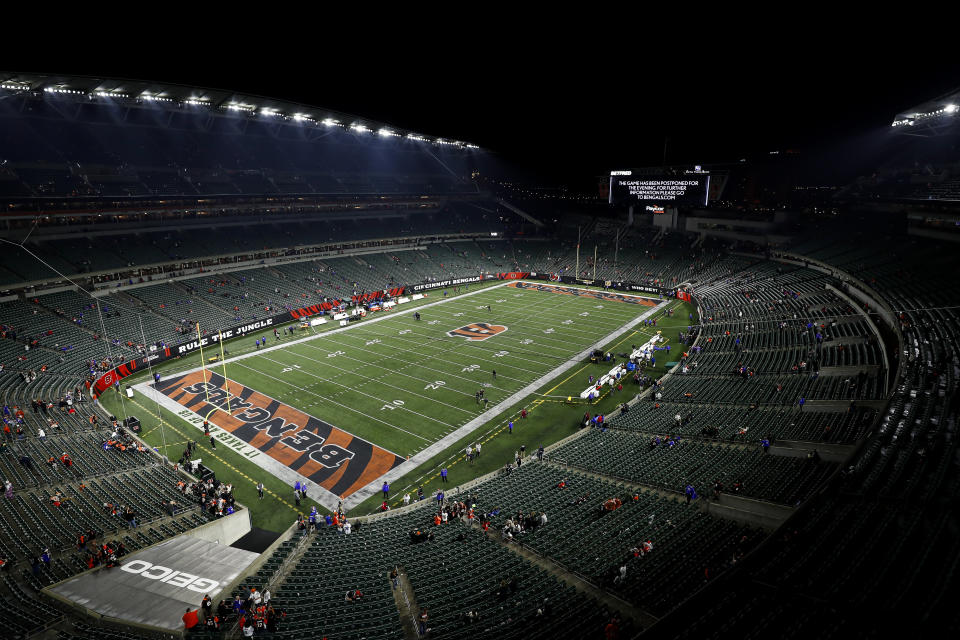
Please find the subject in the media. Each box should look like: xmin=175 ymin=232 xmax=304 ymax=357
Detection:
xmin=608 ymin=172 xmax=710 ymax=207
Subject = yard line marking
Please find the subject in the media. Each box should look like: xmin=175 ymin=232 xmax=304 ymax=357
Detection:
xmin=298 ymin=333 xmax=521 ymax=389
xmin=341 ymin=297 xmax=671 ymax=509
xmin=232 ymin=360 xmax=434 ymax=443
xmin=274 ymin=350 xmax=477 ymax=415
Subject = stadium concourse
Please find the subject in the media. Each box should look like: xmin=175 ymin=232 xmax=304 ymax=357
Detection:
xmin=0 ymin=74 xmax=957 ymax=639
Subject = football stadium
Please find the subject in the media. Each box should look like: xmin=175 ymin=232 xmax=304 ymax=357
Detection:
xmin=0 ymin=66 xmax=958 ymax=640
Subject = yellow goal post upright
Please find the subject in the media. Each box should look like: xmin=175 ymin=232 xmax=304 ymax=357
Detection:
xmin=195 ymin=322 xmax=213 ymax=409
xmin=195 ymin=324 xmax=233 ymax=425
xmin=218 ymin=328 xmax=232 ymax=414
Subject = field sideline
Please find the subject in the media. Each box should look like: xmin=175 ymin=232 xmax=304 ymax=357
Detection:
xmin=103 ymin=281 xmax=697 ymax=527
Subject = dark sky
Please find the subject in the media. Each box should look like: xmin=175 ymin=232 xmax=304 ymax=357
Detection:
xmin=13 ymin=27 xmax=959 ymax=183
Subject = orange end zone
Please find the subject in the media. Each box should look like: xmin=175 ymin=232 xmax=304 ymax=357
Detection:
xmin=507 ymin=281 xmax=658 ymax=306
xmin=155 ymin=370 xmax=404 ymax=500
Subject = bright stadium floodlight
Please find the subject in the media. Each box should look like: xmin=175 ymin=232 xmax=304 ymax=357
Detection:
xmin=322 ymin=118 xmax=339 ymax=126
xmin=141 ymin=92 xmax=173 ymax=103
xmin=351 ymin=123 xmax=369 ymax=133
xmin=946 ymin=104 xmax=959 ymax=114
xmin=378 ymin=128 xmax=398 ymax=137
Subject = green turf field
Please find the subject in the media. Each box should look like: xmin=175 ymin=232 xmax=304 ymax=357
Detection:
xmin=100 ymin=281 xmax=697 ymax=529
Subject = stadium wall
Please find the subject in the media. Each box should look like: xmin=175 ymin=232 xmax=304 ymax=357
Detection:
xmin=183 ymin=507 xmax=252 ymax=546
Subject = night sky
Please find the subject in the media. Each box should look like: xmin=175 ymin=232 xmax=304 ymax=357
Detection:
xmin=16 ymin=30 xmax=958 ymax=184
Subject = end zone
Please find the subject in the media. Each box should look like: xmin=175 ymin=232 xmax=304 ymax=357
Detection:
xmin=145 ymin=371 xmax=405 ymax=510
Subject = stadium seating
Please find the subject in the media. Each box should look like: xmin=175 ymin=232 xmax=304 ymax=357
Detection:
xmin=6 ymin=75 xmax=960 ymax=638
xmin=262 ymin=498 xmax=618 ymax=640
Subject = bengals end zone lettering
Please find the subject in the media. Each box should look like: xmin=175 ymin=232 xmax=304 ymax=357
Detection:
xmin=156 ymin=371 xmax=404 ymax=499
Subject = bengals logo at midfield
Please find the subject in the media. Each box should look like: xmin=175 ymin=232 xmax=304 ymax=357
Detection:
xmin=447 ymin=322 xmax=508 ymax=341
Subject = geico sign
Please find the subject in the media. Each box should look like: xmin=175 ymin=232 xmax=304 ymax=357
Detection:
xmin=120 ymin=559 xmax=220 ymax=592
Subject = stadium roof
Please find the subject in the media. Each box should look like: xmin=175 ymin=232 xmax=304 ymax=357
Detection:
xmin=891 ymin=86 xmax=960 ymax=136
xmin=0 ymin=71 xmax=479 ymax=149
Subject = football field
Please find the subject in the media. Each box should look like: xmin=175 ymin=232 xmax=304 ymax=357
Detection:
xmin=137 ymin=281 xmax=669 ymax=510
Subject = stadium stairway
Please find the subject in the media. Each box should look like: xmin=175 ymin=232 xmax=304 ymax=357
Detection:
xmin=389 ymin=566 xmax=421 ymax=640
xmin=171 ymin=277 xmax=242 ymax=317
xmin=107 ymin=291 xmax=179 ymax=335
xmin=474 ymin=514 xmax=659 ymax=629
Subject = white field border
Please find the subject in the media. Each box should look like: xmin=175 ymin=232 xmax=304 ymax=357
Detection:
xmin=134 ymin=281 xmax=666 ymax=510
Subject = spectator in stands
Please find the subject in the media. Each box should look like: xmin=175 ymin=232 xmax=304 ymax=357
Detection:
xmin=3 ymin=480 xmax=11 ymax=499
xmin=418 ymin=608 xmax=429 ymax=635
xmin=182 ymin=608 xmax=200 ymax=630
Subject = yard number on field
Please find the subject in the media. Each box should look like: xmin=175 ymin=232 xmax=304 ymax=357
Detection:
xmin=327 ymin=350 xmax=345 ymax=358
xmin=281 ymin=364 xmax=302 ymax=373
xmin=381 ymin=400 xmax=406 ymax=411
xmin=492 ymin=350 xmax=509 ymax=358
xmin=462 ymin=364 xmax=480 ymax=372
xmin=366 ymin=339 xmax=381 ymax=346
xmin=424 ymin=380 xmax=446 ymax=390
